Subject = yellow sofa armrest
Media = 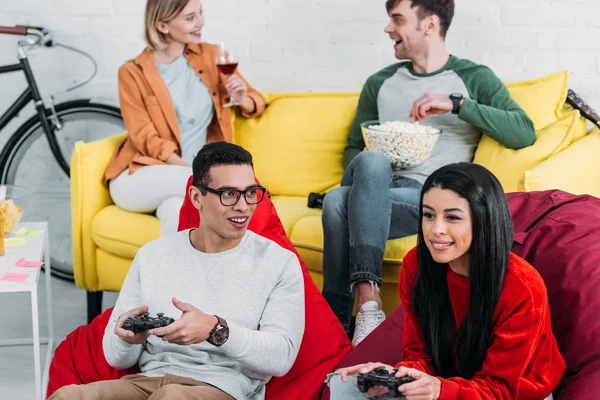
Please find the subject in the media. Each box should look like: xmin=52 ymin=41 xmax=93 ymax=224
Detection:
xmin=520 ymin=128 xmax=600 ymax=197
xmin=71 ymin=132 xmax=127 ymax=290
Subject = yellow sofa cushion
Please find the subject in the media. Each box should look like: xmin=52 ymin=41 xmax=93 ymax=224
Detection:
xmin=521 ymin=128 xmax=600 ymax=197
xmin=506 ymin=70 xmax=569 ymax=130
xmin=559 ymin=104 xmax=589 ymax=143
xmin=96 ymin=249 xmax=134 ymax=292
xmin=71 ymin=132 xmax=127 ymax=290
xmin=473 ymin=110 xmax=582 ymax=192
xmin=234 ymin=92 xmax=359 ymax=197
xmin=270 ymin=195 xmax=322 ymax=236
xmin=91 ymin=205 xmax=160 ymax=259
xmin=290 ymin=215 xmax=418 ymax=275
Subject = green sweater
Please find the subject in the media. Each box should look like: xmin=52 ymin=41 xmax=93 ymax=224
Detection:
xmin=344 ymin=56 xmax=535 ymax=183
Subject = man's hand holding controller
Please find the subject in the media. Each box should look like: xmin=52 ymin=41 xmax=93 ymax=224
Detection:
xmin=150 ymin=297 xmax=217 ymax=345
xmin=114 ymin=305 xmax=152 ymax=345
xmin=115 ymin=297 xmax=221 ymax=346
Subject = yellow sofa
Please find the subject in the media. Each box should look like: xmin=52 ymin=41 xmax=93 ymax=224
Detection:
xmin=72 ymin=71 xmax=600 ymax=322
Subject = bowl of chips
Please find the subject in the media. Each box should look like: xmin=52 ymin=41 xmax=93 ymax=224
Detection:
xmin=360 ymin=120 xmax=441 ymax=168
xmin=0 ymin=185 xmax=31 ymax=236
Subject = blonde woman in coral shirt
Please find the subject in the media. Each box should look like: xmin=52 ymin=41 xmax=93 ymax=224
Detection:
xmin=105 ymin=0 xmax=265 ymax=235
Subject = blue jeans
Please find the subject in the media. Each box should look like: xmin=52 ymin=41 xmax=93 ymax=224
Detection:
xmin=326 ymin=372 xmax=403 ymax=400
xmin=322 ymin=151 xmax=422 ymax=332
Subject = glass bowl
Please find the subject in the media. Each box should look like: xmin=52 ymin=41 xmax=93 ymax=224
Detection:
xmin=0 ymin=184 xmax=32 ymax=236
xmin=360 ymin=120 xmax=441 ymax=168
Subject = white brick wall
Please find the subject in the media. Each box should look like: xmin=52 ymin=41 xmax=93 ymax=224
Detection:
xmin=1 ymin=0 xmax=600 ymax=136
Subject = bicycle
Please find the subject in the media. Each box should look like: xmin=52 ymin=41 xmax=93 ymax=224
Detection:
xmin=0 ymin=25 xmax=126 ymax=280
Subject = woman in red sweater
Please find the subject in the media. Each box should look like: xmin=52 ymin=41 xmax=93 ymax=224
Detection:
xmin=328 ymin=162 xmax=565 ymax=400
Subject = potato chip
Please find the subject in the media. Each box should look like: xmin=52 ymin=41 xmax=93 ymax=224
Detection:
xmin=0 ymin=199 xmax=22 ymax=235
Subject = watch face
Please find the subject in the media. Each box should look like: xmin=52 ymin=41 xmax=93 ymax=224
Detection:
xmin=212 ymin=327 xmax=229 ymax=345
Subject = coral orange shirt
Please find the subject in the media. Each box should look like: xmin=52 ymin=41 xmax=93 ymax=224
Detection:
xmin=397 ymin=247 xmax=565 ymax=400
xmin=104 ymin=43 xmax=266 ymax=186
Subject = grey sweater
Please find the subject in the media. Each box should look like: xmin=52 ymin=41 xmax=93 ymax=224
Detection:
xmin=344 ymin=55 xmax=535 ymax=183
xmin=102 ymin=230 xmax=305 ymax=399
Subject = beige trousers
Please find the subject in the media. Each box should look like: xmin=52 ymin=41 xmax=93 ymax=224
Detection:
xmin=48 ymin=373 xmax=235 ymax=400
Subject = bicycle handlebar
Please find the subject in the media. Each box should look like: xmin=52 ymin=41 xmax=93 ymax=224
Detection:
xmin=0 ymin=25 xmax=53 ymax=50
xmin=0 ymin=26 xmax=28 ymax=35
xmin=16 ymin=24 xmax=46 ymax=31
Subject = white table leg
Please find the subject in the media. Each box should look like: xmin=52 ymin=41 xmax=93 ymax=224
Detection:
xmin=31 ymin=289 xmax=42 ymax=400
xmin=44 ymin=232 xmax=54 ymax=344
xmin=42 ymin=231 xmax=54 ymax=399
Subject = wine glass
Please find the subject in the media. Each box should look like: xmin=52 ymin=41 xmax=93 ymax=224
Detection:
xmin=215 ymin=43 xmax=239 ymax=108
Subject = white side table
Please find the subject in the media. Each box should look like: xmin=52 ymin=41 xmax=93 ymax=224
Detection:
xmin=0 ymin=222 xmax=53 ymax=400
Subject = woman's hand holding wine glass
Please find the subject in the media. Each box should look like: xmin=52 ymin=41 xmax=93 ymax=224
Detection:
xmin=224 ymin=75 xmax=248 ymax=106
xmin=216 ymin=42 xmax=246 ymax=107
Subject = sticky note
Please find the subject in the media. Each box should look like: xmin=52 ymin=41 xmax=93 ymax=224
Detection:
xmin=14 ymin=228 xmax=41 ymax=237
xmin=15 ymin=258 xmax=44 ymax=268
xmin=1 ymin=271 xmax=29 ymax=282
xmin=5 ymin=238 xmax=26 ymax=246
xmin=15 ymin=227 xmax=29 ymax=236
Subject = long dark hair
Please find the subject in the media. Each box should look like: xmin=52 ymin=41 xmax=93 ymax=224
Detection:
xmin=413 ymin=163 xmax=513 ymax=378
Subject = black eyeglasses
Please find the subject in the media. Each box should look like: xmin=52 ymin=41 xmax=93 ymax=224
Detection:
xmin=196 ymin=184 xmax=267 ymax=206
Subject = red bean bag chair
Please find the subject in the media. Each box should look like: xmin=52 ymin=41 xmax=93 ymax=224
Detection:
xmin=321 ymin=190 xmax=600 ymax=400
xmin=47 ymin=176 xmax=352 ymax=399
xmin=508 ymin=190 xmax=600 ymax=399
xmin=46 ymin=307 xmax=139 ymax=397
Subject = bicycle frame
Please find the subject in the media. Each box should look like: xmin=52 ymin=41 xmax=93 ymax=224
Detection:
xmin=0 ymin=47 xmax=70 ymax=174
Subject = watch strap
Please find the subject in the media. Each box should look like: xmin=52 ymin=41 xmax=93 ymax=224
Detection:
xmin=215 ymin=315 xmax=228 ymax=329
xmin=450 ymin=93 xmax=463 ymax=114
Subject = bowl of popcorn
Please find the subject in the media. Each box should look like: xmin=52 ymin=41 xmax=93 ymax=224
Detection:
xmin=360 ymin=120 xmax=441 ymax=168
xmin=0 ymin=185 xmax=31 ymax=236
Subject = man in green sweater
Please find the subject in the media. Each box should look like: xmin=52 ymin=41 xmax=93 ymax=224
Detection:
xmin=322 ymin=0 xmax=535 ymax=346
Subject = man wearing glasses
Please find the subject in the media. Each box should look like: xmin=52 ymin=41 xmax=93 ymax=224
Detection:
xmin=51 ymin=142 xmax=305 ymax=400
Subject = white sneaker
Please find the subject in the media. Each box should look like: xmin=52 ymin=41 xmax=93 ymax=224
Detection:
xmin=352 ymin=301 xmax=386 ymax=348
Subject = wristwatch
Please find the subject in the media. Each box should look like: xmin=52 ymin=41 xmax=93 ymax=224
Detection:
xmin=207 ymin=315 xmax=229 ymax=346
xmin=449 ymin=93 xmax=464 ymax=114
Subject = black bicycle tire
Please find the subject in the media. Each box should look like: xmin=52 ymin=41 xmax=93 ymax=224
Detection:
xmin=0 ymin=99 xmax=122 ymax=182
xmin=0 ymin=99 xmax=123 ymax=280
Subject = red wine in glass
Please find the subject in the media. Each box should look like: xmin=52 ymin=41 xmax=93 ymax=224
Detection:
xmin=216 ymin=43 xmax=240 ymax=107
xmin=216 ymin=62 xmax=238 ymax=76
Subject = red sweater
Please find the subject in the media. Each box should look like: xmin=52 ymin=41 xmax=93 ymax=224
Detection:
xmin=396 ymin=248 xmax=565 ymax=400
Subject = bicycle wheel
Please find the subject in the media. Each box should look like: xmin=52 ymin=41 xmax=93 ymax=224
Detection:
xmin=0 ymin=99 xmax=125 ymax=280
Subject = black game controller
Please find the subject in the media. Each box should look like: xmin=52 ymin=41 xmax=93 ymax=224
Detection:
xmin=357 ymin=367 xmax=415 ymax=397
xmin=123 ymin=312 xmax=174 ymax=334
xmin=307 ymin=192 xmax=327 ymax=209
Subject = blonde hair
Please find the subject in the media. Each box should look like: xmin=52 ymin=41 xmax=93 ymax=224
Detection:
xmin=144 ymin=0 xmax=191 ymax=50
